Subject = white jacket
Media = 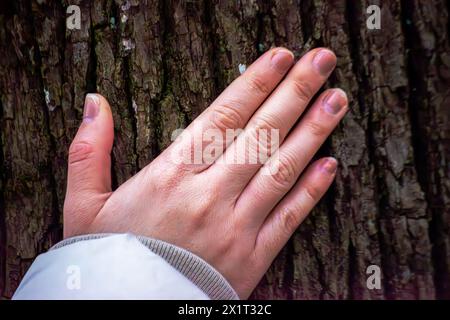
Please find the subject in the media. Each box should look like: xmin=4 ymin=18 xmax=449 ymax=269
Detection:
xmin=13 ymin=234 xmax=238 ymax=300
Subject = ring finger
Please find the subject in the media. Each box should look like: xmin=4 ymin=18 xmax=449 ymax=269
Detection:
xmin=236 ymin=88 xmax=348 ymax=229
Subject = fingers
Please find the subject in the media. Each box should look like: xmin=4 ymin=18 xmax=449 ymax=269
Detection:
xmin=255 ymin=157 xmax=337 ymax=262
xmin=236 ymin=88 xmax=348 ymax=228
xmin=64 ymin=93 xmax=114 ymax=235
xmin=249 ymin=48 xmax=336 ymax=142
xmin=167 ymin=47 xmax=294 ymax=169
xmin=210 ymin=48 xmax=337 ymax=194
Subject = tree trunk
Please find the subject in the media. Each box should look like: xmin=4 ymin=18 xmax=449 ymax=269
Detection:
xmin=0 ymin=0 xmax=449 ymax=299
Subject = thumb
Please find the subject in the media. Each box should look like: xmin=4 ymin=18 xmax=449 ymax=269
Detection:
xmin=64 ymin=93 xmax=114 ymax=236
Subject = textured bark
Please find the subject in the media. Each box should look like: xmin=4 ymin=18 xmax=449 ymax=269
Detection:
xmin=0 ymin=0 xmax=449 ymax=299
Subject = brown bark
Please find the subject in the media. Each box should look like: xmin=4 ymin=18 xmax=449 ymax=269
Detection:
xmin=0 ymin=0 xmax=449 ymax=299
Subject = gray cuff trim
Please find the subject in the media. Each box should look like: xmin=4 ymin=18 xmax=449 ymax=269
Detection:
xmin=51 ymin=233 xmax=239 ymax=300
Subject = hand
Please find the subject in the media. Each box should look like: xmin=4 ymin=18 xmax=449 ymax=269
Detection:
xmin=63 ymin=47 xmax=348 ymax=298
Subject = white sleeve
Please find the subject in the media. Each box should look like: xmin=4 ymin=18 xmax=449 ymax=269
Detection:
xmin=13 ymin=234 xmax=211 ymax=300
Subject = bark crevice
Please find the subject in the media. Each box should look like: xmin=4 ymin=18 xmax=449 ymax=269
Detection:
xmin=0 ymin=98 xmax=6 ymax=298
xmin=28 ymin=0 xmax=63 ymax=251
xmin=400 ymin=0 xmax=449 ymax=299
xmin=344 ymin=0 xmax=388 ymax=299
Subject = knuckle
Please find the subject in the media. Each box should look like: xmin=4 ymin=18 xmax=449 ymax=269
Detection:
xmin=279 ymin=206 xmax=301 ymax=234
xmin=68 ymin=142 xmax=94 ymax=165
xmin=252 ymin=112 xmax=282 ymax=131
xmin=270 ymin=153 xmax=298 ymax=189
xmin=291 ymin=78 xmax=314 ymax=103
xmin=211 ymin=102 xmax=245 ymax=131
xmin=246 ymin=115 xmax=282 ymax=159
xmin=244 ymin=72 xmax=271 ymax=96
xmin=303 ymin=184 xmax=322 ymax=202
xmin=304 ymin=120 xmax=327 ymax=137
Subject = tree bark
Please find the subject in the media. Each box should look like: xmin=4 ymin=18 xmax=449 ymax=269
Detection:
xmin=0 ymin=0 xmax=449 ymax=299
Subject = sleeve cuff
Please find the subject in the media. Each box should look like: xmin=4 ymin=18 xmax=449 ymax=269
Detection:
xmin=51 ymin=233 xmax=239 ymax=300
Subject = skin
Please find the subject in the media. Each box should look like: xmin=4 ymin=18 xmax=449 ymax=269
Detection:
xmin=64 ymin=47 xmax=349 ymax=299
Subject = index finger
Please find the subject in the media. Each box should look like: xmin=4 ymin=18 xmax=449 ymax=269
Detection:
xmin=168 ymin=47 xmax=294 ymax=170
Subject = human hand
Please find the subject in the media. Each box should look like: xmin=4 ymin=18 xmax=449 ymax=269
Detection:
xmin=63 ymin=47 xmax=348 ymax=298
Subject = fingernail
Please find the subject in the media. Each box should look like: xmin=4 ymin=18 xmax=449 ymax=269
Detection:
xmin=323 ymin=89 xmax=347 ymax=114
xmin=321 ymin=157 xmax=337 ymax=174
xmin=83 ymin=94 xmax=100 ymax=123
xmin=312 ymin=49 xmax=336 ymax=76
xmin=271 ymin=49 xmax=294 ymax=74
